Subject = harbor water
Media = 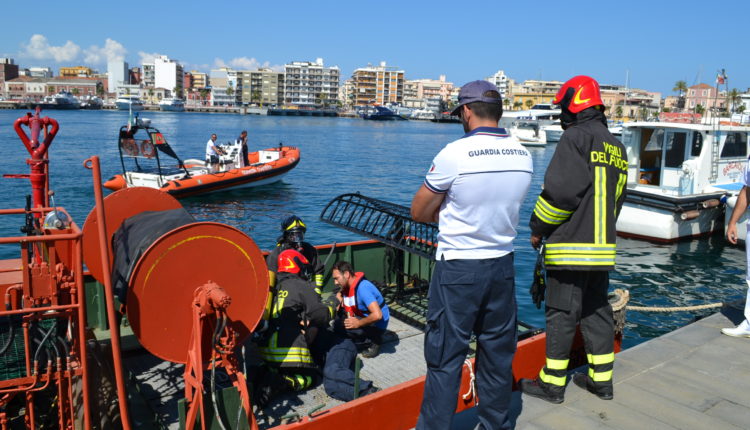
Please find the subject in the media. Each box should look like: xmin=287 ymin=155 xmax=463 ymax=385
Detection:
xmin=0 ymin=109 xmax=746 ymax=349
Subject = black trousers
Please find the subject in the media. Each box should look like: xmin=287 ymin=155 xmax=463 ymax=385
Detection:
xmin=541 ymin=270 xmax=614 ymax=392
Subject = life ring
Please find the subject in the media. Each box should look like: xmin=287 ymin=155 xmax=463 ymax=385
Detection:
xmin=141 ymin=141 xmax=156 ymax=158
xmin=121 ymin=139 xmax=139 ymax=156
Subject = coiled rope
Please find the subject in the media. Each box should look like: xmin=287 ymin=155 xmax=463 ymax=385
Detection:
xmin=611 ymin=288 xmax=725 ymax=312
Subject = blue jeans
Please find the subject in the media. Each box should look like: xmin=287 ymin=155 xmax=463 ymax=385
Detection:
xmin=416 ymin=254 xmax=517 ymax=430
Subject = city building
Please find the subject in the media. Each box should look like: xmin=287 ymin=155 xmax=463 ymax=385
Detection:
xmin=209 ymin=67 xmax=236 ymax=105
xmin=685 ymin=83 xmax=725 ymax=111
xmin=0 ymin=58 xmax=19 ymax=96
xmin=142 ymin=63 xmax=155 ymax=88
xmin=59 ymin=66 xmax=94 ymax=78
xmin=351 ymin=61 xmax=404 ymax=106
xmin=239 ymin=68 xmax=284 ymax=106
xmin=154 ymin=55 xmax=183 ymax=96
xmin=46 ymin=77 xmax=103 ymax=97
xmin=339 ymin=78 xmax=355 ymax=110
xmin=4 ymin=76 xmax=47 ymax=101
xmin=183 ymin=72 xmax=194 ymax=91
xmin=284 ymin=58 xmax=340 ymax=108
xmin=190 ymin=71 xmax=207 ymax=89
xmin=20 ymin=67 xmax=54 ymax=78
xmin=599 ymin=84 xmax=661 ymax=120
xmin=108 ymin=60 xmax=130 ymax=95
xmin=509 ymin=79 xmax=563 ymax=109
xmin=485 ymin=70 xmax=512 ymax=98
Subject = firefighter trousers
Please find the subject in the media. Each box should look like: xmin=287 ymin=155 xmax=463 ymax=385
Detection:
xmin=541 ymin=270 xmax=614 ymax=393
xmin=416 ymin=254 xmax=516 ymax=430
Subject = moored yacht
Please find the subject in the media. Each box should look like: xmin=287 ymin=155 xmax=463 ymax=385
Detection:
xmin=37 ymin=91 xmax=80 ymax=110
xmin=617 ymin=120 xmax=750 ymax=242
xmin=158 ymin=97 xmax=185 ymax=112
xmin=115 ymin=94 xmax=145 ymax=111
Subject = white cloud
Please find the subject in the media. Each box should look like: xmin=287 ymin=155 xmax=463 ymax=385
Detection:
xmin=213 ymin=56 xmax=283 ymax=72
xmin=83 ymin=38 xmax=127 ymax=64
xmin=138 ymin=51 xmax=163 ymax=64
xmin=21 ymin=34 xmax=80 ymax=62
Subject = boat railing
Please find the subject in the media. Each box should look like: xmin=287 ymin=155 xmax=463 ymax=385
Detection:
xmin=319 ymin=193 xmax=438 ymax=260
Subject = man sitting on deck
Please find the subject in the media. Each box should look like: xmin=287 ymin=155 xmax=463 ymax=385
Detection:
xmin=331 ymin=261 xmax=390 ymax=359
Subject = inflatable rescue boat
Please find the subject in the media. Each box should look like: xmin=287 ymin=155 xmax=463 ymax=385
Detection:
xmin=103 ymin=118 xmax=300 ymax=198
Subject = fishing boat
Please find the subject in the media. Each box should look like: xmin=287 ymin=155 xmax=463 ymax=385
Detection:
xmin=616 ymin=119 xmax=750 ymax=242
xmin=102 ymin=118 xmax=300 ymax=198
xmin=1 ymin=109 xmax=625 ymax=429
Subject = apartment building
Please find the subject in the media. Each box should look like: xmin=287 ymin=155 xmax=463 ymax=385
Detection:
xmin=189 ymin=70 xmax=207 ymax=89
xmin=284 ymin=58 xmax=340 ymax=108
xmin=1 ymin=58 xmax=20 ymax=95
xmin=142 ymin=63 xmax=155 ymax=88
xmin=239 ymin=68 xmax=284 ymax=106
xmin=485 ymin=70 xmax=512 ymax=98
xmin=108 ymin=61 xmax=130 ymax=95
xmin=352 ymin=61 xmax=404 ymax=106
xmin=19 ymin=67 xmax=54 ymax=78
xmin=59 ymin=66 xmax=94 ymax=77
xmin=154 ymin=55 xmax=184 ymax=96
xmin=686 ymin=83 xmax=724 ymax=110
xmin=509 ymin=79 xmax=563 ymax=109
xmin=4 ymin=76 xmax=47 ymax=101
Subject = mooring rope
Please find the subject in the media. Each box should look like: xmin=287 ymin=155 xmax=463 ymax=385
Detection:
xmin=612 ymin=288 xmax=725 ymax=312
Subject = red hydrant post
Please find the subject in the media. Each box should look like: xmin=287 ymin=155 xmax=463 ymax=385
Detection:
xmin=13 ymin=107 xmax=59 ymax=211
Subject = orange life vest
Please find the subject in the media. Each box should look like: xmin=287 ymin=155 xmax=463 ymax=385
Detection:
xmin=342 ymin=272 xmax=367 ymax=318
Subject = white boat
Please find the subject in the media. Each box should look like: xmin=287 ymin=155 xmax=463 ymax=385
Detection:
xmin=616 ymin=120 xmax=750 ymax=242
xmin=159 ymin=97 xmax=185 ymax=112
xmin=410 ymin=109 xmax=436 ymax=120
xmin=115 ymin=95 xmax=145 ymax=111
xmin=509 ymin=120 xmax=546 ymax=146
xmin=542 ymin=121 xmax=563 ymax=143
xmin=79 ymin=95 xmax=103 ymax=109
xmin=38 ymin=91 xmax=80 ymax=110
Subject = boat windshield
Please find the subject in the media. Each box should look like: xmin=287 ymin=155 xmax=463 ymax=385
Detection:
xmin=719 ymin=131 xmax=748 ymax=158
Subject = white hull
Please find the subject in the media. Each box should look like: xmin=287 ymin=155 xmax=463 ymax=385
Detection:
xmin=116 ymin=102 xmax=144 ymax=111
xmin=543 ymin=127 xmax=563 ymax=143
xmin=160 ymin=104 xmax=185 ymax=112
xmin=616 ymin=202 xmax=723 ymax=242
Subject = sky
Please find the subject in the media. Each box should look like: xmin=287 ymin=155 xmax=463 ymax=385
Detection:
xmin=2 ymin=0 xmax=748 ymax=96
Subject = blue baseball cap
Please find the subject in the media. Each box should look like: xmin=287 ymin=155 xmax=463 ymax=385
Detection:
xmin=451 ymin=80 xmax=503 ymax=116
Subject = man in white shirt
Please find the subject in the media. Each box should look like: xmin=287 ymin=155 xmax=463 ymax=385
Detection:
xmin=411 ymin=80 xmax=533 ymax=430
xmin=205 ymin=133 xmax=225 ymax=171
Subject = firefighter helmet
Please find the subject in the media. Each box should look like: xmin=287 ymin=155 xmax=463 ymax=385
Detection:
xmin=277 ymin=249 xmax=312 ymax=279
xmin=553 ymin=75 xmax=604 ymax=114
xmin=281 ymin=215 xmax=306 ymax=246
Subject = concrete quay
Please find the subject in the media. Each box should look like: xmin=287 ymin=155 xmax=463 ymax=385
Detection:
xmin=497 ymin=304 xmax=750 ymax=429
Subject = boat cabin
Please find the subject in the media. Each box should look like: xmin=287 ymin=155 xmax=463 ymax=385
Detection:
xmin=622 ymin=122 xmax=750 ymax=196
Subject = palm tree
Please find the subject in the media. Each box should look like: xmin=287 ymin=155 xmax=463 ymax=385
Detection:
xmin=524 ymin=99 xmax=534 ymax=109
xmin=199 ymin=88 xmax=209 ymax=106
xmin=673 ymin=80 xmax=687 ymax=109
xmin=148 ymin=89 xmax=154 ymax=104
xmin=727 ymin=88 xmax=740 ymax=114
xmin=738 ymin=105 xmax=746 ymax=114
xmin=695 ymin=104 xmax=705 ymax=115
xmin=615 ymin=105 xmax=623 ymax=119
xmin=252 ymin=90 xmax=261 ymax=106
xmin=71 ymin=88 xmax=79 ymax=96
xmin=512 ymin=101 xmax=523 ymax=110
xmin=502 ymin=98 xmax=510 ymax=111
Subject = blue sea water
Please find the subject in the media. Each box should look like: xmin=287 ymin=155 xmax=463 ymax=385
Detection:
xmin=0 ymin=109 xmax=746 ymax=349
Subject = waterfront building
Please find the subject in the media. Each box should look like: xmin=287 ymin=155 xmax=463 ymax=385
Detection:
xmin=509 ymin=79 xmax=563 ymax=109
xmin=284 ymin=58 xmax=340 ymax=108
xmin=209 ymin=67 xmax=238 ymax=106
xmin=183 ymin=72 xmax=194 ymax=91
xmin=339 ymin=78 xmax=355 ymax=110
xmin=4 ymin=76 xmax=47 ymax=101
xmin=116 ymin=84 xmax=141 ymax=98
xmin=142 ymin=63 xmax=155 ymax=88
xmin=685 ymin=83 xmax=725 ymax=111
xmin=108 ymin=60 xmax=130 ymax=95
xmin=24 ymin=67 xmax=53 ymax=78
xmin=59 ymin=66 xmax=94 ymax=78
xmin=239 ymin=68 xmax=284 ymax=106
xmin=0 ymin=58 xmax=19 ymax=97
xmin=352 ymin=61 xmax=404 ymax=106
xmin=154 ymin=55 xmax=183 ymax=97
xmin=46 ymin=77 xmax=103 ymax=98
xmin=190 ymin=71 xmax=207 ymax=89
xmin=599 ymin=84 xmax=661 ymax=120
xmin=485 ymin=70 xmax=512 ymax=98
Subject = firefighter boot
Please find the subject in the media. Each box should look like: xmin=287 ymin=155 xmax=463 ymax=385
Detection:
xmin=519 ymin=378 xmax=565 ymax=404
xmin=572 ymin=372 xmax=613 ymax=400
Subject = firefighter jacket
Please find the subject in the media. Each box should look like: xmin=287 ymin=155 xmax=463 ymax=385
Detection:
xmin=259 ymin=272 xmax=337 ymax=368
xmin=267 ymin=241 xmax=325 ymax=292
xmin=529 ymin=108 xmax=628 ymax=271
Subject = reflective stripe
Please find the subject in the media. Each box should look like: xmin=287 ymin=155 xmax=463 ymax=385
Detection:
xmin=314 ymin=287 xmax=322 ymax=295
xmin=539 ymin=369 xmax=566 ymax=387
xmin=588 ymin=368 xmax=613 ymax=382
xmin=587 ymin=352 xmax=615 ymax=365
xmin=314 ymin=274 xmax=324 ymax=289
xmin=615 ymin=173 xmax=627 ymax=206
xmin=533 ymin=196 xmax=572 ymax=225
xmin=546 ymin=357 xmax=570 ymax=370
xmin=545 ymin=243 xmax=616 ymax=266
xmin=594 ymin=166 xmax=606 ymax=244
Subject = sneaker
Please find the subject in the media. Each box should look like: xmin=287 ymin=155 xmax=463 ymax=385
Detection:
xmin=519 ymin=378 xmax=564 ymax=404
xmin=572 ymin=373 xmax=613 ymax=400
xmin=721 ymin=320 xmax=750 ymax=338
xmin=361 ymin=343 xmax=380 ymax=358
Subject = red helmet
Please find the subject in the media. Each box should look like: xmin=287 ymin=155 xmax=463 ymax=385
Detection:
xmin=553 ymin=75 xmax=604 ymax=114
xmin=277 ymin=249 xmax=311 ymax=277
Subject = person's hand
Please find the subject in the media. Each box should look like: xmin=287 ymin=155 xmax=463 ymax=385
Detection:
xmin=531 ymin=234 xmax=543 ymax=249
xmin=727 ymin=223 xmax=739 ymax=244
xmin=343 ymin=316 xmax=360 ymax=330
